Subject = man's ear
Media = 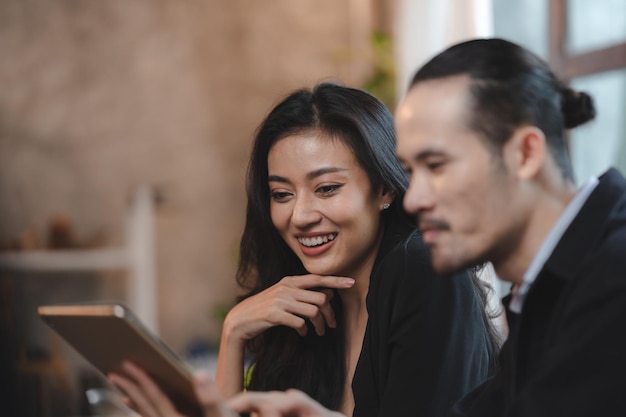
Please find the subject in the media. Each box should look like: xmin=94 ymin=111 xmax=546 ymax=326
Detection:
xmin=503 ymin=125 xmax=547 ymax=180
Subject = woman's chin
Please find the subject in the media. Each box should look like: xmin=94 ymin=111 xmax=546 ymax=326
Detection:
xmin=303 ymin=264 xmax=342 ymax=277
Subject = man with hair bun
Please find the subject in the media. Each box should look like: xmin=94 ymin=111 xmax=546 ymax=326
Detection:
xmin=394 ymin=38 xmax=626 ymax=416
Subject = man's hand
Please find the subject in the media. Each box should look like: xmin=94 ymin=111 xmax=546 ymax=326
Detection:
xmin=228 ymin=389 xmax=346 ymax=417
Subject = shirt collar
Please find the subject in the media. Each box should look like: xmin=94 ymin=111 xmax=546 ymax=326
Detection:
xmin=509 ymin=176 xmax=599 ymax=313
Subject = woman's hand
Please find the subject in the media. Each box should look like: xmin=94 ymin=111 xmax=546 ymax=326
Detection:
xmin=216 ymin=274 xmax=354 ymax=398
xmin=109 ymin=361 xmax=237 ymax=417
xmin=228 ymin=389 xmax=345 ymax=417
xmin=223 ymin=275 xmax=354 ymax=341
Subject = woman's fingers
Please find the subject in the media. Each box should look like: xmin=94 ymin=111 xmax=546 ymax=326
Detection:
xmin=279 ymin=276 xmax=347 ymax=334
xmin=290 ymin=287 xmax=337 ymax=336
xmin=267 ymin=309 xmax=309 ymax=336
xmin=283 ymin=275 xmax=354 ymax=291
xmin=316 ymin=289 xmax=336 ymax=330
xmin=109 ymin=372 xmax=160 ymax=417
xmin=122 ymin=397 xmax=140 ymax=415
xmin=272 ymin=276 xmax=351 ymax=335
xmin=227 ymin=275 xmax=353 ymax=340
xmin=284 ymin=297 xmax=329 ymax=336
xmin=122 ymin=361 xmax=181 ymax=417
xmin=267 ymin=291 xmax=327 ymax=336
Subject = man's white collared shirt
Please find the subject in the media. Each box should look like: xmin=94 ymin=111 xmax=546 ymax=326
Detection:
xmin=509 ymin=176 xmax=599 ymax=313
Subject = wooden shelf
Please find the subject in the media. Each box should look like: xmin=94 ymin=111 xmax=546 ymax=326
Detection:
xmin=0 ymin=248 xmax=128 ymax=272
xmin=0 ymin=186 xmax=158 ymax=333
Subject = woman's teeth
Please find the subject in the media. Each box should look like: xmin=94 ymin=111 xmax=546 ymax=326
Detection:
xmin=298 ymin=234 xmax=336 ymax=247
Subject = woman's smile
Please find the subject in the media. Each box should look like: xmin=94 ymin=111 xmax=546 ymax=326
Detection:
xmin=296 ymin=232 xmax=338 ymax=255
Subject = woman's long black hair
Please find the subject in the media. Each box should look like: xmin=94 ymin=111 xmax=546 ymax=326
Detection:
xmin=236 ymin=83 xmax=411 ymax=410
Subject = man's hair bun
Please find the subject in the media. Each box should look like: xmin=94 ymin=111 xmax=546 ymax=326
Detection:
xmin=560 ymin=86 xmax=596 ymax=129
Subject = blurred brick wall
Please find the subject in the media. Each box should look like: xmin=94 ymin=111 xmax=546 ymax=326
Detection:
xmin=0 ymin=0 xmax=374 ymax=352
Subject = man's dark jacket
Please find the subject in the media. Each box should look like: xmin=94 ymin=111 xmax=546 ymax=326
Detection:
xmin=451 ymin=168 xmax=626 ymax=416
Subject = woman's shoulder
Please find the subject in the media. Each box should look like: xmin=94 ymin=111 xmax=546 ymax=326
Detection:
xmin=372 ymin=227 xmax=474 ymax=299
xmin=375 ymin=228 xmax=435 ymax=278
xmin=371 ymin=229 xmax=435 ymax=296
xmin=379 ymin=228 xmax=429 ymax=263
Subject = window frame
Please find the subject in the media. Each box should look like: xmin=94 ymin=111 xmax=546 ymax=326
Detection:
xmin=548 ymin=0 xmax=626 ymax=80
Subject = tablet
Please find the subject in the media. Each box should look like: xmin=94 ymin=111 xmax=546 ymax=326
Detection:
xmin=38 ymin=303 xmax=203 ymax=417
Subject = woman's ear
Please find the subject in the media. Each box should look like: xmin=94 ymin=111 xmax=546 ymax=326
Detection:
xmin=379 ymin=188 xmax=396 ymax=210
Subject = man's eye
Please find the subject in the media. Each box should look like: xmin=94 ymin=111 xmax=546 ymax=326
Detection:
xmin=427 ymin=161 xmax=445 ymax=171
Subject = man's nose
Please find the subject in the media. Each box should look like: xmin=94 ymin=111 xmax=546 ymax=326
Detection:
xmin=403 ymin=174 xmax=435 ymax=215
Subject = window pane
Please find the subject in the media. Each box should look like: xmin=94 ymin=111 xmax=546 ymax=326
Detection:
xmin=567 ymin=0 xmax=626 ymax=54
xmin=569 ymin=68 xmax=626 ymax=184
xmin=492 ymin=0 xmax=547 ymax=58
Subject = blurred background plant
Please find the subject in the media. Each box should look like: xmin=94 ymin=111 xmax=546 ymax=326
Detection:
xmin=362 ymin=31 xmax=397 ymax=111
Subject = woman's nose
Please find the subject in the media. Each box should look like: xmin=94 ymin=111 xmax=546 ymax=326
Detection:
xmin=291 ymin=195 xmax=322 ymax=228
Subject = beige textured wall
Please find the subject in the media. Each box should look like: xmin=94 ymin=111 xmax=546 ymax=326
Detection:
xmin=0 ymin=0 xmax=374 ymax=353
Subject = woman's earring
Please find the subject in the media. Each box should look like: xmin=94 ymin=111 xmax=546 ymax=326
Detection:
xmin=383 ymin=202 xmax=390 ymax=210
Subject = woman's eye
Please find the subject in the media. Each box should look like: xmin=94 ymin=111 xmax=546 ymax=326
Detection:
xmin=270 ymin=191 xmax=292 ymax=202
xmin=316 ymin=184 xmax=342 ymax=195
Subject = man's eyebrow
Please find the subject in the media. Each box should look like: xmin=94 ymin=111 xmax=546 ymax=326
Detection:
xmin=412 ymin=149 xmax=447 ymax=162
xmin=268 ymin=167 xmax=348 ymax=184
